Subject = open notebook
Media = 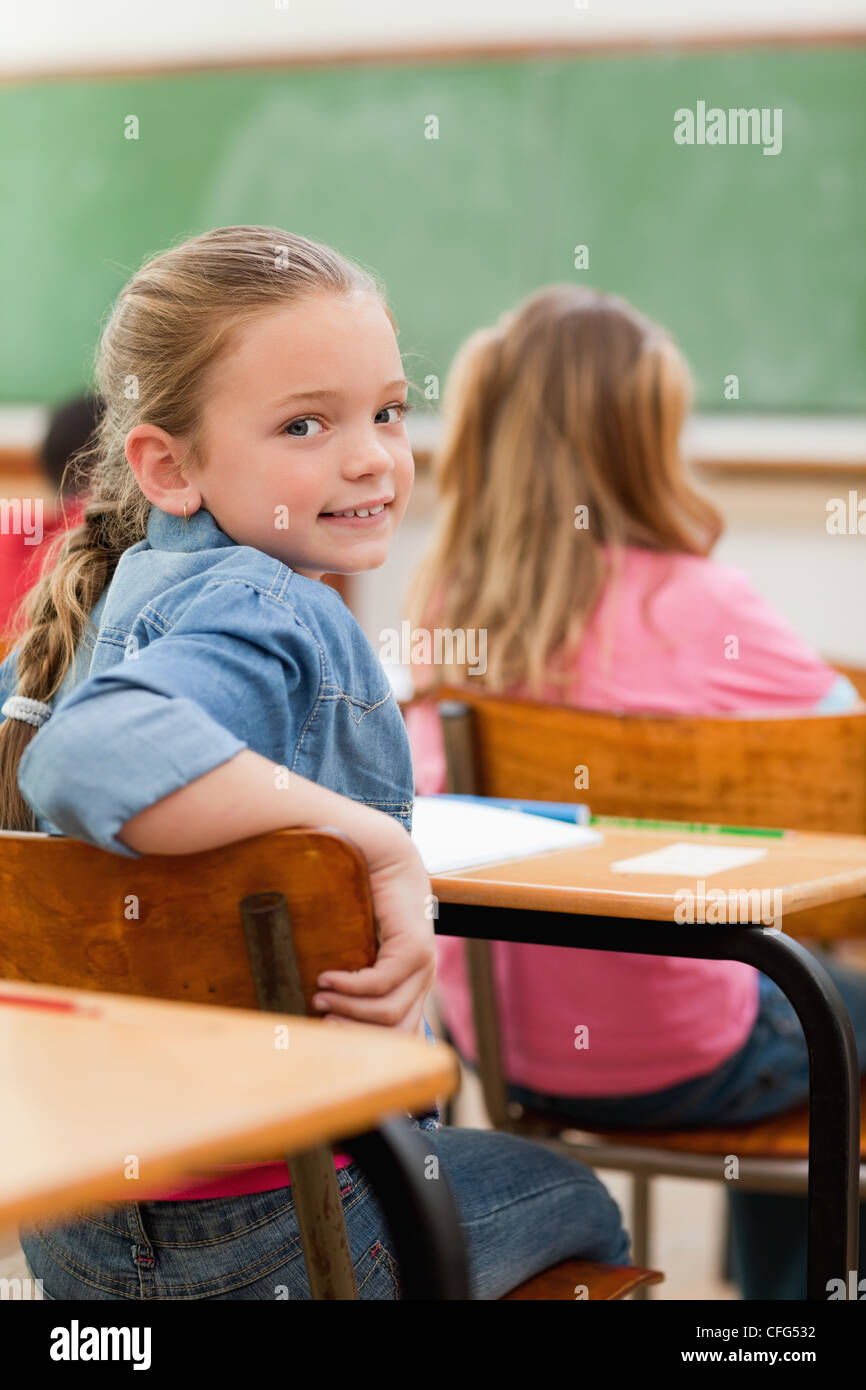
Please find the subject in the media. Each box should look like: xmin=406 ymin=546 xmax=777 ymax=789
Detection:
xmin=410 ymin=795 xmax=602 ymax=875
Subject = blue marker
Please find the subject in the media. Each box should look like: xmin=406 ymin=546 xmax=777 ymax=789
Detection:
xmin=434 ymin=794 xmax=591 ymax=826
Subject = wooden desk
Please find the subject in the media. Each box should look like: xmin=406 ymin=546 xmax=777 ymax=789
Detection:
xmin=432 ymin=825 xmax=866 ymax=923
xmin=432 ymin=824 xmax=866 ymax=1301
xmin=0 ymin=978 xmax=462 ymax=1297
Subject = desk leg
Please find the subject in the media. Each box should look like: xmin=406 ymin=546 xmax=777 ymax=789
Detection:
xmin=344 ymin=1118 xmax=470 ymax=1300
xmin=435 ymin=905 xmax=860 ymax=1302
xmin=737 ymin=929 xmax=860 ymax=1301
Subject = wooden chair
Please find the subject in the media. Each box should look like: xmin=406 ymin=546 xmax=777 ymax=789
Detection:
xmin=0 ymin=825 xmax=660 ymax=1301
xmin=833 ymin=661 xmax=866 ymax=701
xmin=431 ymin=685 xmax=866 ymax=1293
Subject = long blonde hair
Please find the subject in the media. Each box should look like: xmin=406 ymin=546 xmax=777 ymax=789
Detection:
xmin=0 ymin=225 xmax=385 ymax=831
xmin=404 ymin=285 xmax=723 ymax=696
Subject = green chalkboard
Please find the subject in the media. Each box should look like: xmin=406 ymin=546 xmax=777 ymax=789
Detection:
xmin=1 ymin=47 xmax=864 ymax=410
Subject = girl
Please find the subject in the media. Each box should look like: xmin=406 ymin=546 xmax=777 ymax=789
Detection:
xmin=0 ymin=228 xmax=630 ymax=1300
xmin=403 ymin=284 xmax=866 ymax=1301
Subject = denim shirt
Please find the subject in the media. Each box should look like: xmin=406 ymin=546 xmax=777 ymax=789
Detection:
xmin=2 ymin=504 xmax=415 ymax=856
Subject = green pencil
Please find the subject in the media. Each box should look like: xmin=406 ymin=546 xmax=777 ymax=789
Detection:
xmin=588 ymin=815 xmax=785 ymax=838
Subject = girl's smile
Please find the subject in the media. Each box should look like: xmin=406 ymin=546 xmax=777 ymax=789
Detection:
xmin=319 ymin=497 xmax=394 ymax=527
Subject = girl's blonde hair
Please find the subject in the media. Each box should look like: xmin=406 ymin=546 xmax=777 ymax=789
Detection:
xmin=404 ymin=284 xmax=723 ymax=696
xmin=0 ymin=225 xmax=385 ymax=831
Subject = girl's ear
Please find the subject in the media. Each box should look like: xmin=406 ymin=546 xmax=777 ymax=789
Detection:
xmin=124 ymin=424 xmax=201 ymax=517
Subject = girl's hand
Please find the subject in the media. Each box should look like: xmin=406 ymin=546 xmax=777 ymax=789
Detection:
xmin=311 ymin=829 xmax=435 ymax=1033
xmin=116 ymin=754 xmax=435 ymax=1032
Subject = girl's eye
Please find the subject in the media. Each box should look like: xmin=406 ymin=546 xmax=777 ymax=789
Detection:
xmin=284 ymin=402 xmax=413 ymax=435
xmin=376 ymin=401 xmax=413 ymax=425
xmin=284 ymin=416 xmax=323 ymax=438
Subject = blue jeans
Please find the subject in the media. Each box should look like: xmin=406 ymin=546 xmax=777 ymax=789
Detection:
xmin=20 ymin=1117 xmax=630 ymax=1300
xmin=507 ymin=951 xmax=866 ymax=1300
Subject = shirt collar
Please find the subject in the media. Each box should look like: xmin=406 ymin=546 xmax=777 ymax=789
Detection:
xmin=145 ymin=504 xmax=237 ymax=554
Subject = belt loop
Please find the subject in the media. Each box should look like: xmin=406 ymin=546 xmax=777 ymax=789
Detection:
xmin=127 ymin=1204 xmax=156 ymax=1297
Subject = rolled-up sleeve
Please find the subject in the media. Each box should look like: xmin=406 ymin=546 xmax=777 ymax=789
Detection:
xmin=19 ymin=688 xmax=246 ymax=857
xmin=17 ymin=579 xmax=303 ymax=857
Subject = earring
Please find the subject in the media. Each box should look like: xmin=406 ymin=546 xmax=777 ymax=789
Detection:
xmin=183 ymin=502 xmax=189 ymax=524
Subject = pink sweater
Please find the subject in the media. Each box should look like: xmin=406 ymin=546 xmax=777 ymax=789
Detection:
xmin=404 ymin=548 xmax=856 ymax=1097
xmin=146 ymin=1157 xmax=353 ymax=1201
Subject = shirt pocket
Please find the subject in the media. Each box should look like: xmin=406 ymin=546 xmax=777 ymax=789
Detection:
xmin=295 ymin=680 xmax=414 ymax=832
xmin=90 ymin=617 xmax=154 ymax=674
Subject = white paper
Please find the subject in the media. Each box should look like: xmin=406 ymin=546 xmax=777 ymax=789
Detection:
xmin=609 ymin=842 xmax=767 ymax=877
xmin=411 ymin=796 xmax=602 ymax=875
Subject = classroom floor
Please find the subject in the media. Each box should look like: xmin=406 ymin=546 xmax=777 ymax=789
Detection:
xmin=4 ymin=939 xmax=863 ymax=1302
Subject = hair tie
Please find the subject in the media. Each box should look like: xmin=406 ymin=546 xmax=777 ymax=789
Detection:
xmin=1 ymin=695 xmax=53 ymax=728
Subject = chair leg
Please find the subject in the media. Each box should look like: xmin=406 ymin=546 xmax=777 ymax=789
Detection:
xmin=630 ymin=1174 xmax=653 ymax=1300
xmin=435 ymin=1009 xmax=459 ymax=1126
xmin=240 ymin=890 xmax=360 ymax=1300
xmin=440 ymin=703 xmax=514 ymax=1135
xmin=719 ymin=1197 xmax=733 ymax=1283
xmin=465 ymin=937 xmax=514 ymax=1131
xmin=284 ymin=1147 xmax=360 ymax=1299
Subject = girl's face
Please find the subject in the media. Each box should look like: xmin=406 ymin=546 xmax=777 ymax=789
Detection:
xmin=185 ymin=292 xmax=414 ymax=578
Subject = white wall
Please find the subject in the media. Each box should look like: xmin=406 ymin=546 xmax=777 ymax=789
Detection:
xmin=2 ymin=0 xmax=864 ymax=74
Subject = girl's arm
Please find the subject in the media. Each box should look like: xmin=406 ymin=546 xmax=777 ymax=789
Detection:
xmin=15 ymin=579 xmax=434 ymax=1033
xmin=119 ymin=746 xmax=399 ymax=856
xmin=120 ymin=749 xmax=435 ymax=1034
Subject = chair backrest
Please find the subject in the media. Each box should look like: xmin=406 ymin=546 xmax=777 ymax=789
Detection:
xmin=433 ymin=685 xmax=866 ymax=835
xmin=0 ymin=825 xmax=378 ymax=1299
xmin=0 ymin=827 xmax=376 ymax=1008
xmin=833 ymin=662 xmax=866 ymax=701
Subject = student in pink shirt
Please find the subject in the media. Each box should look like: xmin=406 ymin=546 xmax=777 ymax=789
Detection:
xmin=402 ymin=285 xmax=866 ymax=1300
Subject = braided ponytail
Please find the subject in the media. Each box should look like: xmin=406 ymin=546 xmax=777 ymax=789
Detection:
xmin=0 ymin=431 xmax=148 ymax=828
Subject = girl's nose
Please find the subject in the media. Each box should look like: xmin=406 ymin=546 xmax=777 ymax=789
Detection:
xmin=342 ymin=436 xmax=394 ymax=477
